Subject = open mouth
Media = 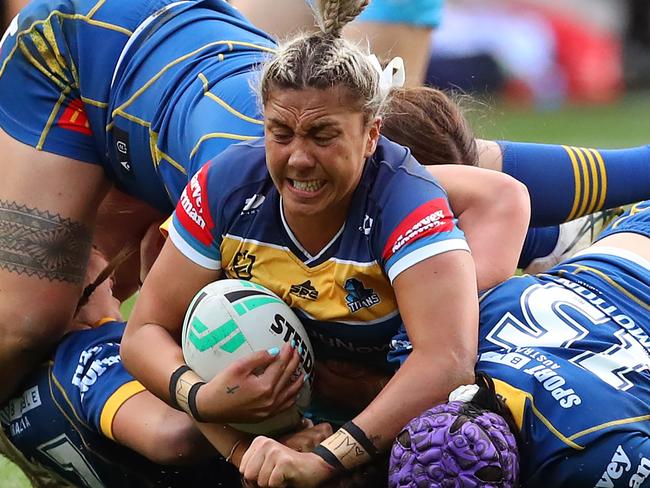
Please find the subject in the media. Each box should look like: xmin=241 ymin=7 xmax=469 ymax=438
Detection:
xmin=289 ymin=179 xmax=325 ymax=193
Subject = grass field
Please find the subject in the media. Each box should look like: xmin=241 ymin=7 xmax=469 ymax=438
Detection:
xmin=2 ymin=91 xmax=649 ymax=486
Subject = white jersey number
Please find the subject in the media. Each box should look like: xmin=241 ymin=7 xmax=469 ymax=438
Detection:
xmin=0 ymin=14 xmax=19 ymax=52
xmin=486 ymin=283 xmax=650 ymax=391
xmin=38 ymin=434 xmax=104 ymax=488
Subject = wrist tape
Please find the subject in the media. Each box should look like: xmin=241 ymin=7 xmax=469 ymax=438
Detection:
xmin=313 ymin=421 xmax=379 ymax=471
xmin=169 ymin=365 xmax=205 ymax=422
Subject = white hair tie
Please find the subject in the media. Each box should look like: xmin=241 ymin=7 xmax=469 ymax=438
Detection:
xmin=448 ymin=384 xmax=480 ymax=403
xmin=368 ymin=55 xmax=406 ymax=97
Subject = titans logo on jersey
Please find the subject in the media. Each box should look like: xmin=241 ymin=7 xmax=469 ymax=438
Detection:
xmin=476 ymin=202 xmax=650 ymax=487
xmin=170 ymin=136 xmax=469 ymax=369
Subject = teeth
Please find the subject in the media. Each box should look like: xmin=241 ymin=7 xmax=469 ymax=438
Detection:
xmin=291 ymin=179 xmax=324 ymax=192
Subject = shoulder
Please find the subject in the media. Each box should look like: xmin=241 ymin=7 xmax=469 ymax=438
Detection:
xmin=365 ymin=136 xmax=447 ymax=203
xmin=193 ymin=138 xmax=270 ymax=209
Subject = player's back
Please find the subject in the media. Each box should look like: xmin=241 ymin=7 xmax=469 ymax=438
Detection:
xmin=477 ymin=246 xmax=650 ymax=486
xmin=106 ymin=0 xmax=275 ymax=212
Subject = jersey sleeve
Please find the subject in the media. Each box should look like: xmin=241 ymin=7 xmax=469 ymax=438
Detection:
xmin=61 ymin=322 xmax=146 ymax=441
xmin=169 ymin=160 xmax=222 ymax=270
xmin=376 ymin=164 xmax=469 ymax=282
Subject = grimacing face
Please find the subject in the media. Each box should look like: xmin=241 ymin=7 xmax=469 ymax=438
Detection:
xmin=263 ymin=86 xmax=381 ymax=231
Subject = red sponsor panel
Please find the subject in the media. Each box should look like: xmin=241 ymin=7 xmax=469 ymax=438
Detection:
xmin=382 ymin=198 xmax=454 ymax=261
xmin=57 ymin=99 xmax=92 ymax=136
xmin=175 ymin=166 xmax=215 ymax=246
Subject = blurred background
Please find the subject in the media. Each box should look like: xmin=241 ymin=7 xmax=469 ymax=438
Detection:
xmin=2 ymin=0 xmax=649 ymax=147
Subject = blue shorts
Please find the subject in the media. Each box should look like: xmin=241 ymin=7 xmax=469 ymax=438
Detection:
xmin=0 ymin=0 xmax=178 ymax=165
xmin=597 ymin=200 xmax=650 ymax=241
xmin=357 ymin=0 xmax=443 ymax=28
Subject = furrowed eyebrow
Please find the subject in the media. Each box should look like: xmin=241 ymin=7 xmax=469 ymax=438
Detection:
xmin=308 ymin=122 xmax=341 ymax=134
xmin=266 ymin=117 xmax=291 ymax=127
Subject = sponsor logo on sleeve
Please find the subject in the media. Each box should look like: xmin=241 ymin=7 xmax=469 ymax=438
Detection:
xmin=176 ymin=166 xmax=215 ymax=246
xmin=57 ymin=99 xmax=92 ymax=136
xmin=71 ymin=344 xmax=121 ymax=401
xmin=382 ymin=198 xmax=454 ymax=261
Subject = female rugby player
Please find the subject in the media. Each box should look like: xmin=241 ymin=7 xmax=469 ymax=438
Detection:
xmin=121 ymin=1 xmax=517 ymax=486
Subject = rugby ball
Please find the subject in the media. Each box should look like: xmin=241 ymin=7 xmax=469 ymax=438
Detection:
xmin=181 ymin=279 xmax=314 ymax=435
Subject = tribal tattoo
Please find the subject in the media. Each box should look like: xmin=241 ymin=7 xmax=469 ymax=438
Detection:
xmin=0 ymin=200 xmax=92 ymax=283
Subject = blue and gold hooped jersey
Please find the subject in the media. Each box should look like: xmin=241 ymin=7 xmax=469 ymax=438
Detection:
xmin=476 ymin=202 xmax=650 ymax=487
xmin=170 ymin=136 xmax=469 ymax=369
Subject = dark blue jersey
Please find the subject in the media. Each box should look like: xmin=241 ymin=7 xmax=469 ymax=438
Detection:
xmin=0 ymin=320 xmax=241 ymax=487
xmin=388 ymin=201 xmax=650 ymax=487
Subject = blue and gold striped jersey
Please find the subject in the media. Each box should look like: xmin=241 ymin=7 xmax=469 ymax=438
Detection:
xmin=0 ymin=0 xmax=273 ymax=212
xmin=170 ymin=136 xmax=469 ymax=370
xmin=476 ymin=202 xmax=650 ymax=487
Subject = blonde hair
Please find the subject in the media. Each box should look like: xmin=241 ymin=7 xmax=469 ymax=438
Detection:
xmin=259 ymin=0 xmax=383 ymax=122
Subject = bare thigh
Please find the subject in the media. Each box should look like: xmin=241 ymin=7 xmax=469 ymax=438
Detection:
xmin=589 ymin=232 xmax=650 ymax=263
xmin=0 ymin=128 xmax=109 ymax=402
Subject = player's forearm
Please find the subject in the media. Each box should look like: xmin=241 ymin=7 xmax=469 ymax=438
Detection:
xmin=352 ymin=348 xmax=475 ymax=451
xmin=428 ymin=165 xmax=530 ymax=291
xmin=120 ymin=321 xmax=186 ymax=403
xmin=195 ymin=422 xmax=252 ymax=467
xmin=456 ymin=173 xmax=530 ymax=291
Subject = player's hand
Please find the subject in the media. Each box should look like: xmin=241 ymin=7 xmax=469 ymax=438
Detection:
xmin=240 ymin=436 xmax=334 ymax=487
xmin=314 ymin=360 xmax=390 ymax=411
xmin=278 ymin=419 xmax=333 ymax=452
xmin=197 ymin=343 xmax=304 ymax=423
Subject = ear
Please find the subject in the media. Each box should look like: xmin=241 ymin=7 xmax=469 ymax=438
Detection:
xmin=364 ymin=117 xmax=382 ymax=157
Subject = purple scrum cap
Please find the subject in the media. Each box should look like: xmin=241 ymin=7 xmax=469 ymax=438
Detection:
xmin=389 ymin=401 xmax=519 ymax=488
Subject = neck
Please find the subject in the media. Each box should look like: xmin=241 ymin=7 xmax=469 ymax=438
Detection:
xmin=283 ymin=204 xmax=348 ymax=257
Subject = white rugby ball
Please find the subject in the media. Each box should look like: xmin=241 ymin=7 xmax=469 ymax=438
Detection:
xmin=181 ymin=279 xmax=314 ymax=435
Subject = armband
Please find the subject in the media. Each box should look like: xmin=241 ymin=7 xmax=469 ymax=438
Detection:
xmin=313 ymin=421 xmax=380 ymax=471
xmin=169 ymin=365 xmax=206 ymax=422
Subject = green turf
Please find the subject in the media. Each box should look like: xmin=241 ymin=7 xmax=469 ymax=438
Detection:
xmin=3 ymin=91 xmax=650 ymax=485
xmin=0 ymin=455 xmax=29 ymax=488
xmin=469 ymin=91 xmax=650 ymax=147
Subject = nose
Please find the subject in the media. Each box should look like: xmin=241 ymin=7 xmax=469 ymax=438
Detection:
xmin=287 ymin=141 xmax=316 ymax=171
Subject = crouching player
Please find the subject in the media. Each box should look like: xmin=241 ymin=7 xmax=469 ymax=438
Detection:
xmin=390 ymin=201 xmax=650 ymax=488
